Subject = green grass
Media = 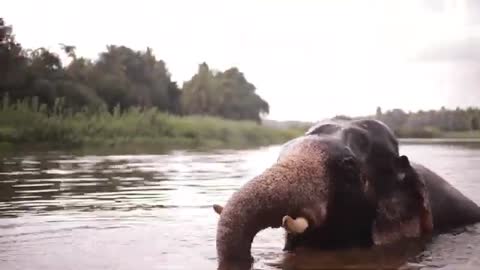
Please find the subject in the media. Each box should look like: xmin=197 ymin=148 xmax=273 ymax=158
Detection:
xmin=396 ymin=127 xmax=480 ymax=139
xmin=440 ymin=130 xmax=480 ymax=139
xmin=0 ymin=98 xmax=305 ymax=153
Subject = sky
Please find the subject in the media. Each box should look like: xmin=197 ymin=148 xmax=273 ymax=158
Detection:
xmin=3 ymin=0 xmax=480 ymax=121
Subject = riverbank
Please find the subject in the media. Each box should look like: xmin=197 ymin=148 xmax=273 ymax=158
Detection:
xmin=397 ymin=131 xmax=480 ymax=139
xmin=394 ymin=128 xmax=480 ymax=139
xmin=0 ymin=101 xmax=305 ymax=153
xmin=440 ymin=130 xmax=480 ymax=138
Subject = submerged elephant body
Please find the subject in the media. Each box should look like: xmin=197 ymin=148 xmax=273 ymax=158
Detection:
xmin=214 ymin=119 xmax=480 ymax=268
xmin=282 ymin=119 xmax=433 ymax=251
xmin=414 ymin=163 xmax=480 ymax=232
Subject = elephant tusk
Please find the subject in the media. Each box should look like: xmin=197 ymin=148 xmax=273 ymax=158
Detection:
xmin=282 ymin=215 xmax=309 ymax=234
xmin=213 ymin=204 xmax=224 ymax=215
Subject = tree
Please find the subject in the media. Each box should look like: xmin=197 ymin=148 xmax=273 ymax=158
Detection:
xmin=60 ymin=43 xmax=76 ymax=60
xmin=0 ymin=18 xmax=29 ymax=98
xmin=181 ymin=64 xmax=269 ymax=122
xmin=376 ymin=106 xmax=382 ymax=119
xmin=380 ymin=109 xmax=408 ymax=131
xmin=181 ymin=63 xmax=217 ymax=115
xmin=377 ymin=106 xmax=480 ymax=137
xmin=0 ymin=18 xmax=271 ymax=121
xmin=90 ymin=45 xmax=177 ymax=112
xmin=472 ymin=116 xmax=479 ymax=130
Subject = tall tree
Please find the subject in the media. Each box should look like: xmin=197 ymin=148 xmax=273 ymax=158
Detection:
xmin=181 ymin=64 xmax=269 ymax=122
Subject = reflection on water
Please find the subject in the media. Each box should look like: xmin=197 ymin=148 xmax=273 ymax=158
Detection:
xmin=0 ymin=142 xmax=480 ymax=269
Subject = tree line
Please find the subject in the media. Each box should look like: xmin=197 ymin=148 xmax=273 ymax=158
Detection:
xmin=0 ymin=18 xmax=269 ymax=123
xmin=375 ymin=106 xmax=480 ymax=137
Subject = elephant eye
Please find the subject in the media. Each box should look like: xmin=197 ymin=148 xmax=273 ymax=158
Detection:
xmin=340 ymin=156 xmax=359 ymax=172
xmin=337 ymin=156 xmax=364 ymax=188
xmin=397 ymin=172 xmax=406 ymax=182
xmin=343 ymin=129 xmax=371 ymax=161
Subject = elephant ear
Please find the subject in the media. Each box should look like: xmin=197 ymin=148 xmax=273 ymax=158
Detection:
xmin=372 ymin=156 xmax=433 ymax=245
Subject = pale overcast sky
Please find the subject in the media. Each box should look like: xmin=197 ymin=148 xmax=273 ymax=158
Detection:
xmin=4 ymin=0 xmax=480 ymax=121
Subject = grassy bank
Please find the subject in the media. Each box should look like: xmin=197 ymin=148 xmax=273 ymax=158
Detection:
xmin=395 ymin=127 xmax=480 ymax=139
xmin=440 ymin=130 xmax=480 ymax=139
xmin=0 ymin=99 xmax=305 ymax=152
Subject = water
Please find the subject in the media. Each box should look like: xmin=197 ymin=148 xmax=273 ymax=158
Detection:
xmin=0 ymin=142 xmax=480 ymax=270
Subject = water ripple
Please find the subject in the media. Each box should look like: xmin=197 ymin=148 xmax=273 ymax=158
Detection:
xmin=0 ymin=143 xmax=479 ymax=269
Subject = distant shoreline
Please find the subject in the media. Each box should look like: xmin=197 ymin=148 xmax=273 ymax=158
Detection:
xmin=400 ymin=138 xmax=480 ymax=144
xmin=2 ymin=102 xmax=480 ymax=155
xmin=397 ymin=130 xmax=480 ymax=141
xmin=0 ymin=102 xmax=305 ymax=154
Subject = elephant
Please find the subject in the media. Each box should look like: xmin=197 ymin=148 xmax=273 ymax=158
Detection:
xmin=213 ymin=119 xmax=480 ymax=269
xmin=282 ymin=119 xmax=433 ymax=250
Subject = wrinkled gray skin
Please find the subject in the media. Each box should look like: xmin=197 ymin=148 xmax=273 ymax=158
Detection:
xmin=216 ymin=119 xmax=412 ymax=268
xmin=285 ymin=119 xmax=480 ymax=249
xmin=214 ymin=119 xmax=480 ymax=269
xmin=413 ymin=163 xmax=480 ymax=232
xmin=216 ymin=134 xmax=374 ymax=269
xmin=283 ymin=119 xmax=432 ymax=251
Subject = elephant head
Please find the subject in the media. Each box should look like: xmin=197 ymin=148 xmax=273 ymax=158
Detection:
xmin=286 ymin=119 xmax=433 ymax=249
xmin=215 ymin=134 xmax=374 ymax=268
xmin=214 ymin=119 xmax=433 ymax=269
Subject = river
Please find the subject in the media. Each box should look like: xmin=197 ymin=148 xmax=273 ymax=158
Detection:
xmin=1 ymin=141 xmax=480 ymax=269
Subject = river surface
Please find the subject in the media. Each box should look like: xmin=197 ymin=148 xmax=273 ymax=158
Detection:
xmin=1 ymin=142 xmax=480 ymax=270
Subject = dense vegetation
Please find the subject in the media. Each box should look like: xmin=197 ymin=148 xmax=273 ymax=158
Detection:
xmin=0 ymin=96 xmax=302 ymax=151
xmin=375 ymin=107 xmax=480 ymax=138
xmin=2 ymin=16 xmax=479 ymax=150
xmin=0 ymin=18 xmax=298 ymax=150
xmin=0 ymin=18 xmax=268 ymax=122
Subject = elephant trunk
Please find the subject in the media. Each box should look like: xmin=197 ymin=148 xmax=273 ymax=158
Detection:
xmin=216 ymin=153 xmax=331 ymax=268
